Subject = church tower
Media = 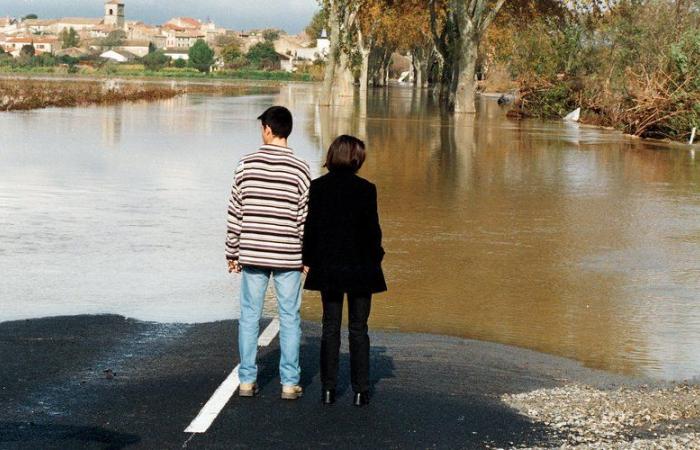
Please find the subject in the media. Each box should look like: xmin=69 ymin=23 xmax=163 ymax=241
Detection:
xmin=104 ymin=0 xmax=125 ymax=30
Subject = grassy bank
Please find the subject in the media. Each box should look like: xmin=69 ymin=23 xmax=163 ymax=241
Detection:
xmin=0 ymin=78 xmax=180 ymax=111
xmin=0 ymin=77 xmax=285 ymax=111
xmin=0 ymin=65 xmax=317 ymax=83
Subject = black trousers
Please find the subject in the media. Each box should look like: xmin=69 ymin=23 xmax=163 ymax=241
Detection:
xmin=320 ymin=290 xmax=372 ymax=393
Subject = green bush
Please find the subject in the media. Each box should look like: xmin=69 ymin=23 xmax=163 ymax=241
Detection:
xmin=142 ymin=50 xmax=170 ymax=71
xmin=246 ymin=41 xmax=280 ymax=70
xmin=188 ymin=39 xmax=215 ymax=73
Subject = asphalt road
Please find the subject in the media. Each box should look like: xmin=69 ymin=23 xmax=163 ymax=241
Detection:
xmin=0 ymin=315 xmax=638 ymax=449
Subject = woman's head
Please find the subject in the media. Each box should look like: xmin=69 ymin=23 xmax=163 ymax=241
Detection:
xmin=324 ymin=135 xmax=366 ymax=173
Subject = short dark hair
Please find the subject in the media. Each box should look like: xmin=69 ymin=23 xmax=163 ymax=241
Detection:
xmin=324 ymin=135 xmax=366 ymax=173
xmin=257 ymin=106 xmax=293 ymax=139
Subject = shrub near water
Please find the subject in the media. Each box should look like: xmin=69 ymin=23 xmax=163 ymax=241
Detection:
xmin=501 ymin=0 xmax=700 ymax=141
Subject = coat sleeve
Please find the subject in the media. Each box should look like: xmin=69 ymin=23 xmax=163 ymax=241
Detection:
xmin=225 ymin=162 xmax=244 ymax=261
xmin=366 ymin=184 xmax=385 ymax=264
xmin=301 ymin=184 xmax=317 ymax=267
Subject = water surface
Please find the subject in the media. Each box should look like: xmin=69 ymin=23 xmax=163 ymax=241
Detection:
xmin=1 ymin=84 xmax=698 ymax=380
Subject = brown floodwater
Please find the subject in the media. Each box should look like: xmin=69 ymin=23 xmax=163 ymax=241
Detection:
xmin=292 ymin=87 xmax=700 ymax=381
xmin=0 ymin=83 xmax=698 ymax=380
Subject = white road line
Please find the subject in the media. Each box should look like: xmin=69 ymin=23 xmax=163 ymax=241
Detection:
xmin=257 ymin=318 xmax=280 ymax=346
xmin=184 ymin=365 xmax=241 ymax=433
xmin=184 ymin=319 xmax=280 ymax=434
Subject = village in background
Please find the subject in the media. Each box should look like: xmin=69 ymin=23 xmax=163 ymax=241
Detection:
xmin=0 ymin=0 xmax=331 ymax=77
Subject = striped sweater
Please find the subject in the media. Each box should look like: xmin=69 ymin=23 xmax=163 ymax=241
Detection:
xmin=226 ymin=144 xmax=312 ymax=270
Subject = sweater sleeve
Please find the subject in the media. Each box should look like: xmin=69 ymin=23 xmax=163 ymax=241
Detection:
xmin=225 ymin=163 xmax=244 ymax=261
xmin=297 ymin=167 xmax=311 ymax=242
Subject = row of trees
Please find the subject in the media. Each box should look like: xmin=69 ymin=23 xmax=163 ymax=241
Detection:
xmin=318 ymin=0 xmax=506 ymax=114
xmin=216 ymin=32 xmax=282 ymax=70
xmin=2 ymin=36 xmax=285 ymax=75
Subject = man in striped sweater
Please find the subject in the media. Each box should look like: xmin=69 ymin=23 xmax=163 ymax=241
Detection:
xmin=226 ymin=106 xmax=311 ymax=400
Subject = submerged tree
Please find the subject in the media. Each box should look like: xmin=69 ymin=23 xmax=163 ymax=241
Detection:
xmin=431 ymin=0 xmax=506 ymax=112
xmin=320 ymin=0 xmax=358 ymax=105
xmin=320 ymin=0 xmax=505 ymax=112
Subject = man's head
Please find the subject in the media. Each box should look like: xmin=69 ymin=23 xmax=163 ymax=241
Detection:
xmin=258 ymin=106 xmax=293 ymax=144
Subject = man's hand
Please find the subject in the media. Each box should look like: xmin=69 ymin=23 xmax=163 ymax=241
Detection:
xmin=303 ymin=266 xmax=309 ymax=275
xmin=228 ymin=260 xmax=242 ymax=274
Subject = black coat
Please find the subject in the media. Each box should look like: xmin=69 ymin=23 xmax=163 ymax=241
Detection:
xmin=302 ymin=171 xmax=387 ymax=294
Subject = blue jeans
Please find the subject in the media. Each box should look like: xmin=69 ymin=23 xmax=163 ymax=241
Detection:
xmin=238 ymin=267 xmax=302 ymax=387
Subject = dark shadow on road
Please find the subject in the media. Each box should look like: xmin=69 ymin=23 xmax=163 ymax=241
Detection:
xmin=0 ymin=422 xmax=141 ymax=449
xmin=255 ymin=334 xmax=396 ymax=399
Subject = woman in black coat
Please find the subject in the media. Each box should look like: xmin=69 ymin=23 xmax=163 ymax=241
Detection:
xmin=302 ymin=135 xmax=387 ymax=407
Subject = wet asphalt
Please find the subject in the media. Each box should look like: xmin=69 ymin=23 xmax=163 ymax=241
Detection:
xmin=0 ymin=315 xmax=640 ymax=449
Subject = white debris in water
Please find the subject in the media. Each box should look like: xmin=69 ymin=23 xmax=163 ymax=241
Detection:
xmin=501 ymin=384 xmax=700 ymax=448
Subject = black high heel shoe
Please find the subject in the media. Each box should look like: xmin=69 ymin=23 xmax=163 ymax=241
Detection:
xmin=353 ymin=392 xmax=370 ymax=407
xmin=322 ymin=389 xmax=336 ymax=405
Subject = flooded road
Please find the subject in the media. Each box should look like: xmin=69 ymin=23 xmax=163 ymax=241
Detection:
xmin=1 ymin=83 xmax=698 ymax=379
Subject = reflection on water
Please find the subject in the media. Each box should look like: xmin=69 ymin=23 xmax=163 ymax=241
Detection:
xmin=0 ymin=84 xmax=698 ymax=380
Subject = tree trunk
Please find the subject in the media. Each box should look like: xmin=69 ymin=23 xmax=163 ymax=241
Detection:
xmin=357 ymin=29 xmax=371 ymax=93
xmin=383 ymin=53 xmax=391 ymax=86
xmin=320 ymin=0 xmax=358 ymax=105
xmin=320 ymin=0 xmax=341 ymax=106
xmin=337 ymin=50 xmax=355 ymax=97
xmin=360 ymin=50 xmax=370 ymax=92
xmin=449 ymin=0 xmax=505 ymax=114
xmin=454 ymin=37 xmax=478 ymax=114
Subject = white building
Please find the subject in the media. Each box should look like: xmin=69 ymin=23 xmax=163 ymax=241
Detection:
xmin=20 ymin=19 xmax=58 ymax=34
xmin=292 ymin=30 xmax=330 ymax=62
xmin=54 ymin=18 xmax=102 ymax=33
xmin=278 ymin=53 xmax=294 ymax=72
xmin=100 ymin=49 xmax=136 ymax=62
xmin=317 ymin=29 xmax=330 ymax=55
xmin=164 ymin=48 xmax=189 ymax=60
xmin=0 ymin=17 xmax=18 ymax=34
xmin=4 ymin=36 xmax=58 ymax=56
xmin=118 ymin=40 xmax=150 ymax=57
xmin=165 ymin=29 xmax=204 ymax=49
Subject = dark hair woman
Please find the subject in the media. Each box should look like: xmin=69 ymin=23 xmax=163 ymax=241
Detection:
xmin=302 ymin=135 xmax=387 ymax=407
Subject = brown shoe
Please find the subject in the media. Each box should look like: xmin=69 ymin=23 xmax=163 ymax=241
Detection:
xmin=239 ymin=382 xmax=259 ymax=397
xmin=281 ymin=385 xmax=303 ymax=400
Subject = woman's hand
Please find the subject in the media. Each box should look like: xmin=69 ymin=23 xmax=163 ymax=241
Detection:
xmin=303 ymin=266 xmax=310 ymax=275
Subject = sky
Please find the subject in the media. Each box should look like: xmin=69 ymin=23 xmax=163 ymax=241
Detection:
xmin=1 ymin=0 xmax=319 ymax=33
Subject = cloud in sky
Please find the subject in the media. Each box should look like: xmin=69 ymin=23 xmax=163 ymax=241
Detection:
xmin=1 ymin=0 xmax=319 ymax=33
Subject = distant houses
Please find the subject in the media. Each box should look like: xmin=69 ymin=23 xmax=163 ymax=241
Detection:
xmin=0 ymin=0 xmax=330 ymax=72
xmin=2 ymin=36 xmax=59 ymax=56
